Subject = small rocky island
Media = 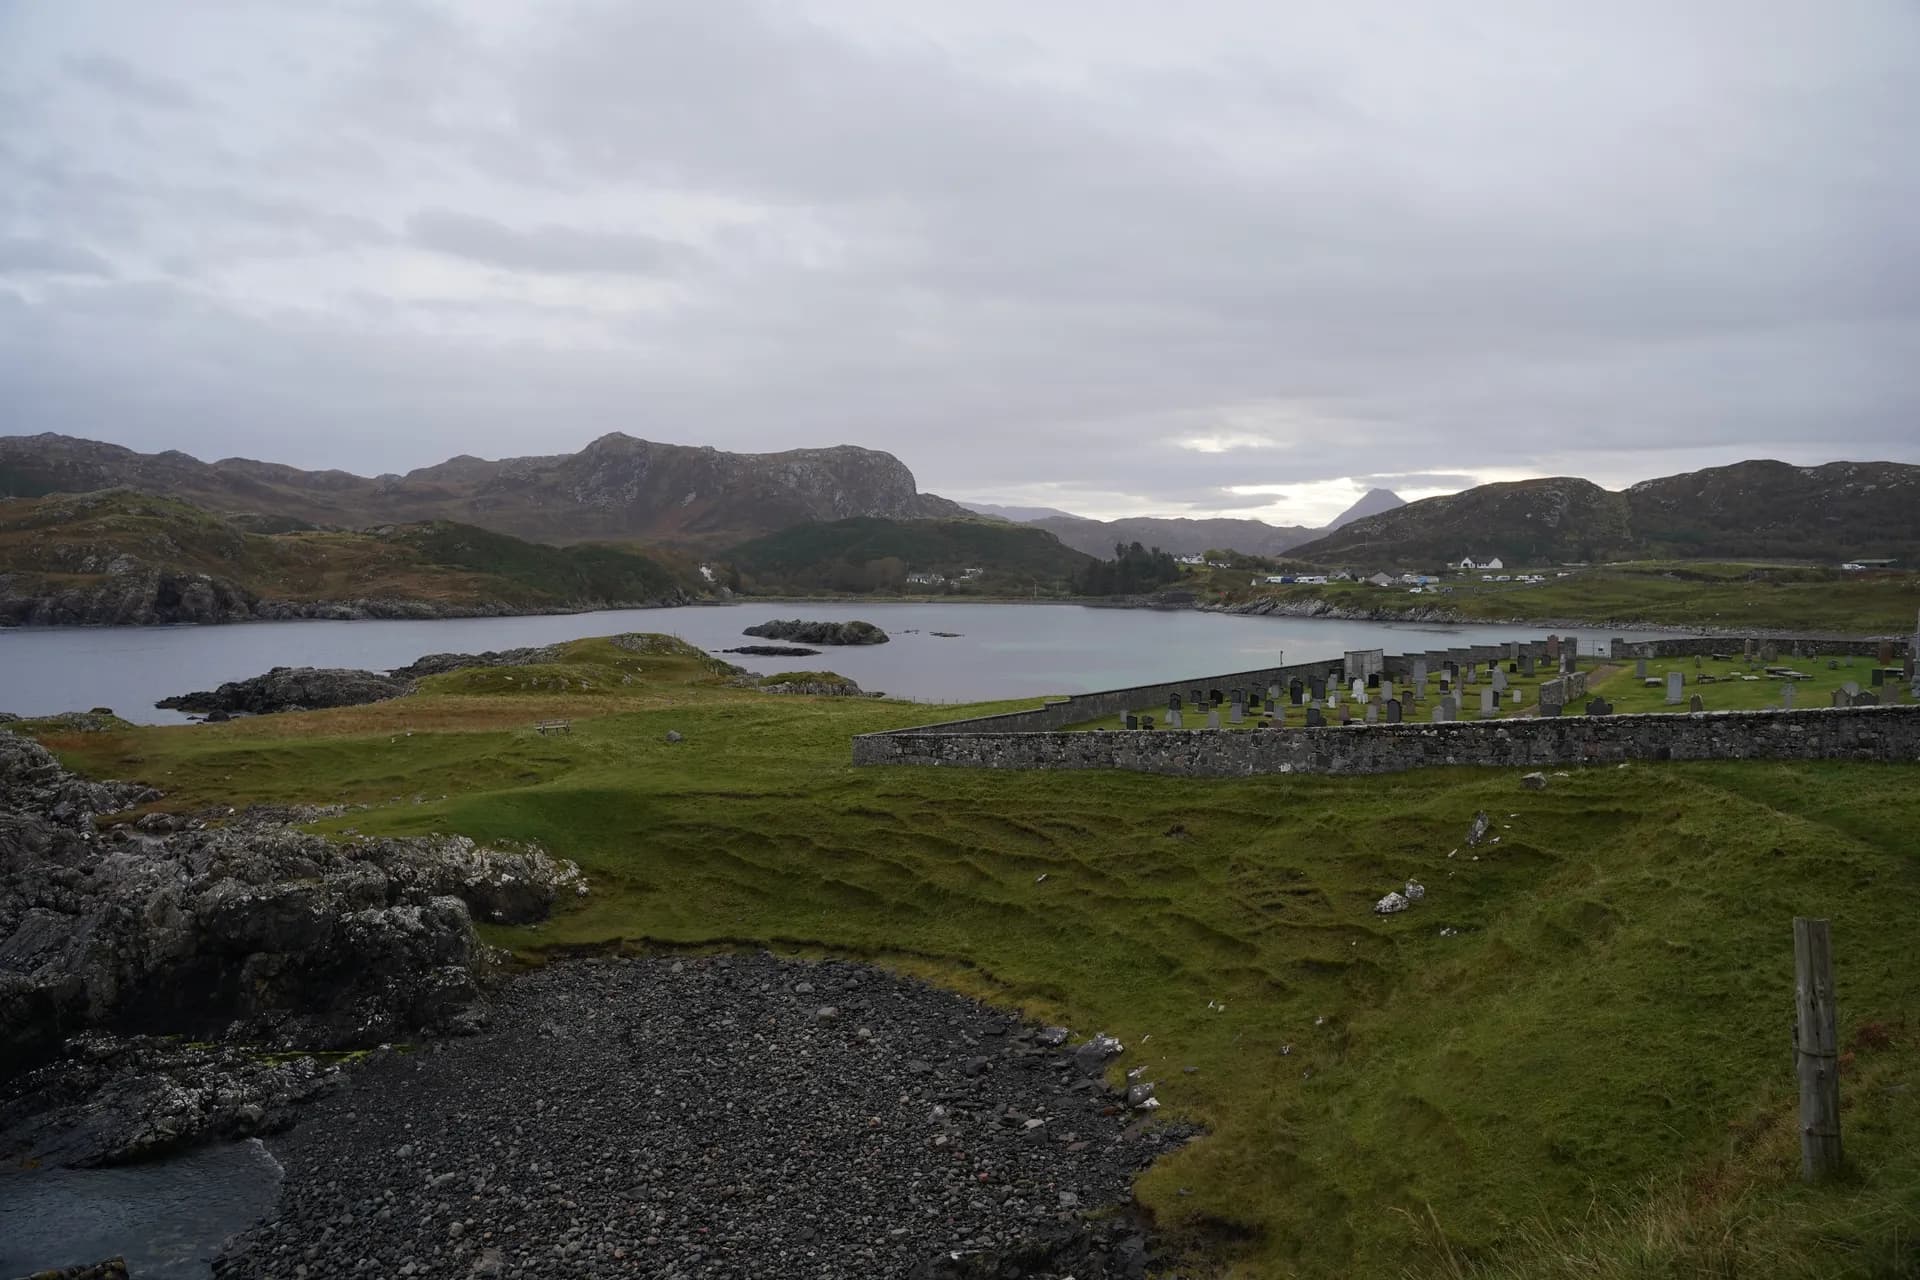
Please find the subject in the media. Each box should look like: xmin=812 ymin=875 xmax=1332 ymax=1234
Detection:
xmin=742 ymin=618 xmax=890 ymax=646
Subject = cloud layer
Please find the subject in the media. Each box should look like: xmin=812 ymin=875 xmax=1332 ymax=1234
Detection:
xmin=2 ymin=1 xmax=1915 ymax=524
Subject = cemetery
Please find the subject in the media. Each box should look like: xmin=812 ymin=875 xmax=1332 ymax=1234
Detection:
xmin=855 ymin=631 xmax=1919 ymax=776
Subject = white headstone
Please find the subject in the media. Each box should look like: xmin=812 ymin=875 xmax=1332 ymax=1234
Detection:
xmin=1491 ymin=667 xmax=1508 ymax=692
xmin=1665 ymin=671 xmax=1684 ymax=704
xmin=1166 ymin=709 xmax=1182 ymax=728
xmin=1480 ymin=688 xmax=1495 ymax=716
xmin=1229 ymin=703 xmax=1244 ymax=724
xmin=1351 ymin=677 xmax=1366 ymax=701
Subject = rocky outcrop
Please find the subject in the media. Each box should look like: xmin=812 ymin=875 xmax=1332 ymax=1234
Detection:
xmin=0 ymin=732 xmax=587 ymax=1088
xmin=388 ymin=644 xmax=563 ymax=680
xmin=722 ymin=644 xmax=821 ymax=657
xmin=743 ymin=618 xmax=890 ymax=645
xmin=1200 ymin=595 xmax=1465 ymax=624
xmin=156 ymin=666 xmax=414 ymax=715
xmin=0 ymin=569 xmax=258 ymax=626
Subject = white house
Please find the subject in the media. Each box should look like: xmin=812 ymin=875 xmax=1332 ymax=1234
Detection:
xmin=1458 ymin=555 xmax=1506 ymax=572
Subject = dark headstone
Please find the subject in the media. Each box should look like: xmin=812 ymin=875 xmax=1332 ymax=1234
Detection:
xmin=1308 ymin=675 xmax=1325 ymax=700
xmin=1855 ymin=691 xmax=1880 ymax=706
xmin=1305 ymin=707 xmax=1325 ymax=728
xmin=1290 ymin=679 xmax=1305 ymax=705
xmin=1519 ymin=653 xmax=1535 ymax=677
xmin=1385 ymin=698 xmax=1403 ymax=723
xmin=1689 ymin=694 xmax=1704 ymax=712
xmin=1366 ymin=672 xmax=1380 ymax=688
xmin=1124 ymin=714 xmax=1138 ymax=730
xmin=1210 ymin=689 xmax=1223 ymax=706
xmin=1169 ymin=693 xmax=1183 ymax=712
xmin=1546 ymin=634 xmax=1560 ymax=660
xmin=1339 ymin=705 xmax=1353 ymax=725
xmin=1871 ymin=667 xmax=1885 ymax=687
xmin=1142 ymin=714 xmax=1155 ymax=730
xmin=1585 ymin=698 xmax=1612 ymax=716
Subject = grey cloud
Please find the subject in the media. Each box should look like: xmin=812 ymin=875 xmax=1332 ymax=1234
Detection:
xmin=0 ymin=237 xmax=114 ymax=278
xmin=63 ymin=53 xmax=198 ymax=110
xmin=0 ymin=1 xmax=1916 ymax=518
xmin=405 ymin=209 xmax=692 ymax=275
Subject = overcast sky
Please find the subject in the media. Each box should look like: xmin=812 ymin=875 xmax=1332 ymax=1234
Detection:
xmin=2 ymin=2 xmax=1915 ymax=524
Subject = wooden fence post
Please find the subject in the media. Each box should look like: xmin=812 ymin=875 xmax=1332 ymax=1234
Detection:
xmin=1792 ymin=917 xmax=1842 ymax=1181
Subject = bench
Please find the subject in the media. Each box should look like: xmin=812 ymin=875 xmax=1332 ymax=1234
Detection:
xmin=535 ymin=719 xmax=572 ymax=735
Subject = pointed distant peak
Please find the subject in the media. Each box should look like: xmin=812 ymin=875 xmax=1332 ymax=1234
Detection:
xmin=1323 ymin=488 xmax=1406 ymax=531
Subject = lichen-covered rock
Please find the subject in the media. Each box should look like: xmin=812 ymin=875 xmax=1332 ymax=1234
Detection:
xmin=388 ymin=645 xmax=563 ymax=680
xmin=0 ymin=735 xmax=586 ymax=1079
xmin=156 ymin=666 xmax=414 ymax=715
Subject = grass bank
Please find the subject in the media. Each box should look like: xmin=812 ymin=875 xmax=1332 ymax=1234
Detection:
xmin=35 ymin=636 xmax=1920 ymax=1278
xmin=1199 ymin=562 xmax=1920 ymax=636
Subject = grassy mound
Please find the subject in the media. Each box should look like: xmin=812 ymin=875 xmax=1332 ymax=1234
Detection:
xmin=32 ymin=634 xmax=1920 ymax=1278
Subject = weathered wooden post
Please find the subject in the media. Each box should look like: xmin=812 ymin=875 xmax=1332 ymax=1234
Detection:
xmin=1792 ymin=917 xmax=1842 ymax=1181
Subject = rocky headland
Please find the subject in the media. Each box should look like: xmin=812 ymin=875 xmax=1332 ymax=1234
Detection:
xmin=742 ymin=618 xmax=890 ymax=646
xmin=156 ymin=667 xmax=416 ymax=716
xmin=0 ymin=731 xmax=586 ymax=1166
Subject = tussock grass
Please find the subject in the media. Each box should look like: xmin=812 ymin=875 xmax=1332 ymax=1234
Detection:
xmin=37 ymin=634 xmax=1920 ymax=1278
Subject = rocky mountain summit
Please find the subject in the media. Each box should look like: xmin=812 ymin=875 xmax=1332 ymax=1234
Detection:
xmin=0 ymin=431 xmax=968 ymax=547
xmin=0 ymin=731 xmax=586 ymax=1165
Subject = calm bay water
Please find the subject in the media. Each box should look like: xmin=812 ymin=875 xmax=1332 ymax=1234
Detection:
xmin=0 ymin=1138 xmax=283 ymax=1278
xmin=0 ymin=602 xmax=1672 ymax=724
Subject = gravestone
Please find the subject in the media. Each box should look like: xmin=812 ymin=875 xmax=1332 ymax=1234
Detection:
xmin=1289 ymin=679 xmax=1304 ymax=705
xmin=1832 ymin=689 xmax=1851 ymax=708
xmin=1124 ymin=714 xmax=1138 ymax=729
xmin=1635 ymin=658 xmax=1648 ymax=679
xmin=1383 ymin=679 xmax=1397 ymax=703
xmin=1231 ymin=688 xmax=1246 ymax=710
xmin=1350 ymin=677 xmax=1365 ymax=702
xmin=1267 ymin=684 xmax=1280 ymax=702
xmin=1438 ymin=677 xmax=1451 ymax=695
xmin=1508 ymin=661 xmax=1519 ymax=674
xmin=1168 ymin=693 xmax=1183 ymax=713
xmin=1509 ymin=687 xmax=1524 ymax=706
xmin=1339 ymin=705 xmax=1353 ymax=725
xmin=1465 ymin=665 xmax=1477 ymax=686
xmin=1565 ymin=636 xmax=1580 ymax=664
xmin=1760 ymin=641 xmax=1778 ymax=664
xmin=1538 ymin=696 xmax=1562 ymax=717
xmin=1782 ymin=683 xmax=1795 ymax=710
xmin=1207 ymin=708 xmax=1221 ymax=729
xmin=1444 ymin=694 xmax=1460 ymax=718
xmin=1166 ymin=708 xmax=1183 ymax=728
xmin=1367 ymin=672 xmax=1380 ymax=689
xmin=1210 ymin=689 xmax=1223 ymax=706
xmin=1480 ymin=688 xmax=1495 ymax=717
xmin=1141 ymin=715 xmax=1155 ymax=730
xmin=1431 ymin=703 xmax=1452 ymax=723
xmin=1364 ymin=702 xmax=1378 ymax=724
xmin=1385 ymin=698 xmax=1403 ymax=723
xmin=1309 ymin=675 xmax=1327 ymax=700
xmin=1586 ymin=697 xmax=1612 ymax=716
xmin=1415 ymin=675 xmax=1428 ymax=701
xmin=1230 ymin=702 xmax=1244 ymax=725
xmin=1855 ymin=691 xmax=1880 ymax=706
xmin=1871 ymin=667 xmax=1885 ymax=687
xmin=1491 ymin=667 xmax=1508 ymax=692
xmin=1689 ymin=694 xmax=1704 ymax=712
xmin=1546 ymin=634 xmax=1561 ymax=661
xmin=1828 ymin=659 xmax=1839 ymax=671
xmin=1879 ymin=640 xmax=1896 ymax=666
xmin=1306 ymin=707 xmax=1325 ymax=728
xmin=1520 ymin=653 xmax=1535 ymax=677
xmin=1843 ymin=681 xmax=1860 ymax=697
xmin=1666 ymin=672 xmax=1684 ymax=704
xmin=1413 ymin=659 xmax=1427 ymax=688
xmin=1445 ymin=661 xmax=1459 ymax=681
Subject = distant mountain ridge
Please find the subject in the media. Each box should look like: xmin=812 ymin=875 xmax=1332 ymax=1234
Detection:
xmin=968 ymin=488 xmax=1409 ymax=558
xmin=0 ymin=432 xmax=968 ymax=547
xmin=1287 ymin=461 xmax=1920 ymax=566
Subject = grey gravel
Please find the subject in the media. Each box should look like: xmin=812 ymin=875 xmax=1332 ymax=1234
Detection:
xmin=215 ymin=952 xmax=1191 ymax=1279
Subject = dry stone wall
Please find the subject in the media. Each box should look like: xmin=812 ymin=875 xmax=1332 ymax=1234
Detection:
xmin=853 ymin=706 xmax=1920 ymax=777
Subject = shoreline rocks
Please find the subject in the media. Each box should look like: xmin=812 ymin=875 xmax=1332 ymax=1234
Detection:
xmin=156 ymin=666 xmax=415 ymax=715
xmin=0 ymin=731 xmax=587 ymax=1165
xmin=723 ymin=644 xmax=822 ymax=657
xmin=743 ymin=618 xmax=890 ymax=646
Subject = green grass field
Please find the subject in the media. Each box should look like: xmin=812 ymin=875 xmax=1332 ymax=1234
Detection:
xmin=1196 ymin=563 xmax=1920 ymax=636
xmin=31 ymin=635 xmax=1920 ymax=1278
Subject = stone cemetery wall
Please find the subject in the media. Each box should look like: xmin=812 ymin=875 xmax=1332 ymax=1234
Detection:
xmin=1611 ymin=635 xmax=1908 ymax=661
xmin=852 ymin=706 xmax=1920 ymax=777
xmin=887 ymin=659 xmax=1319 ymax=737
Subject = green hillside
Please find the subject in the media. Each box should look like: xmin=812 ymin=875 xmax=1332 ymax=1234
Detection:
xmin=0 ymin=489 xmax=702 ymax=623
xmin=35 ymin=634 xmax=1920 ymax=1279
xmin=724 ymin=516 xmax=1093 ymax=593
